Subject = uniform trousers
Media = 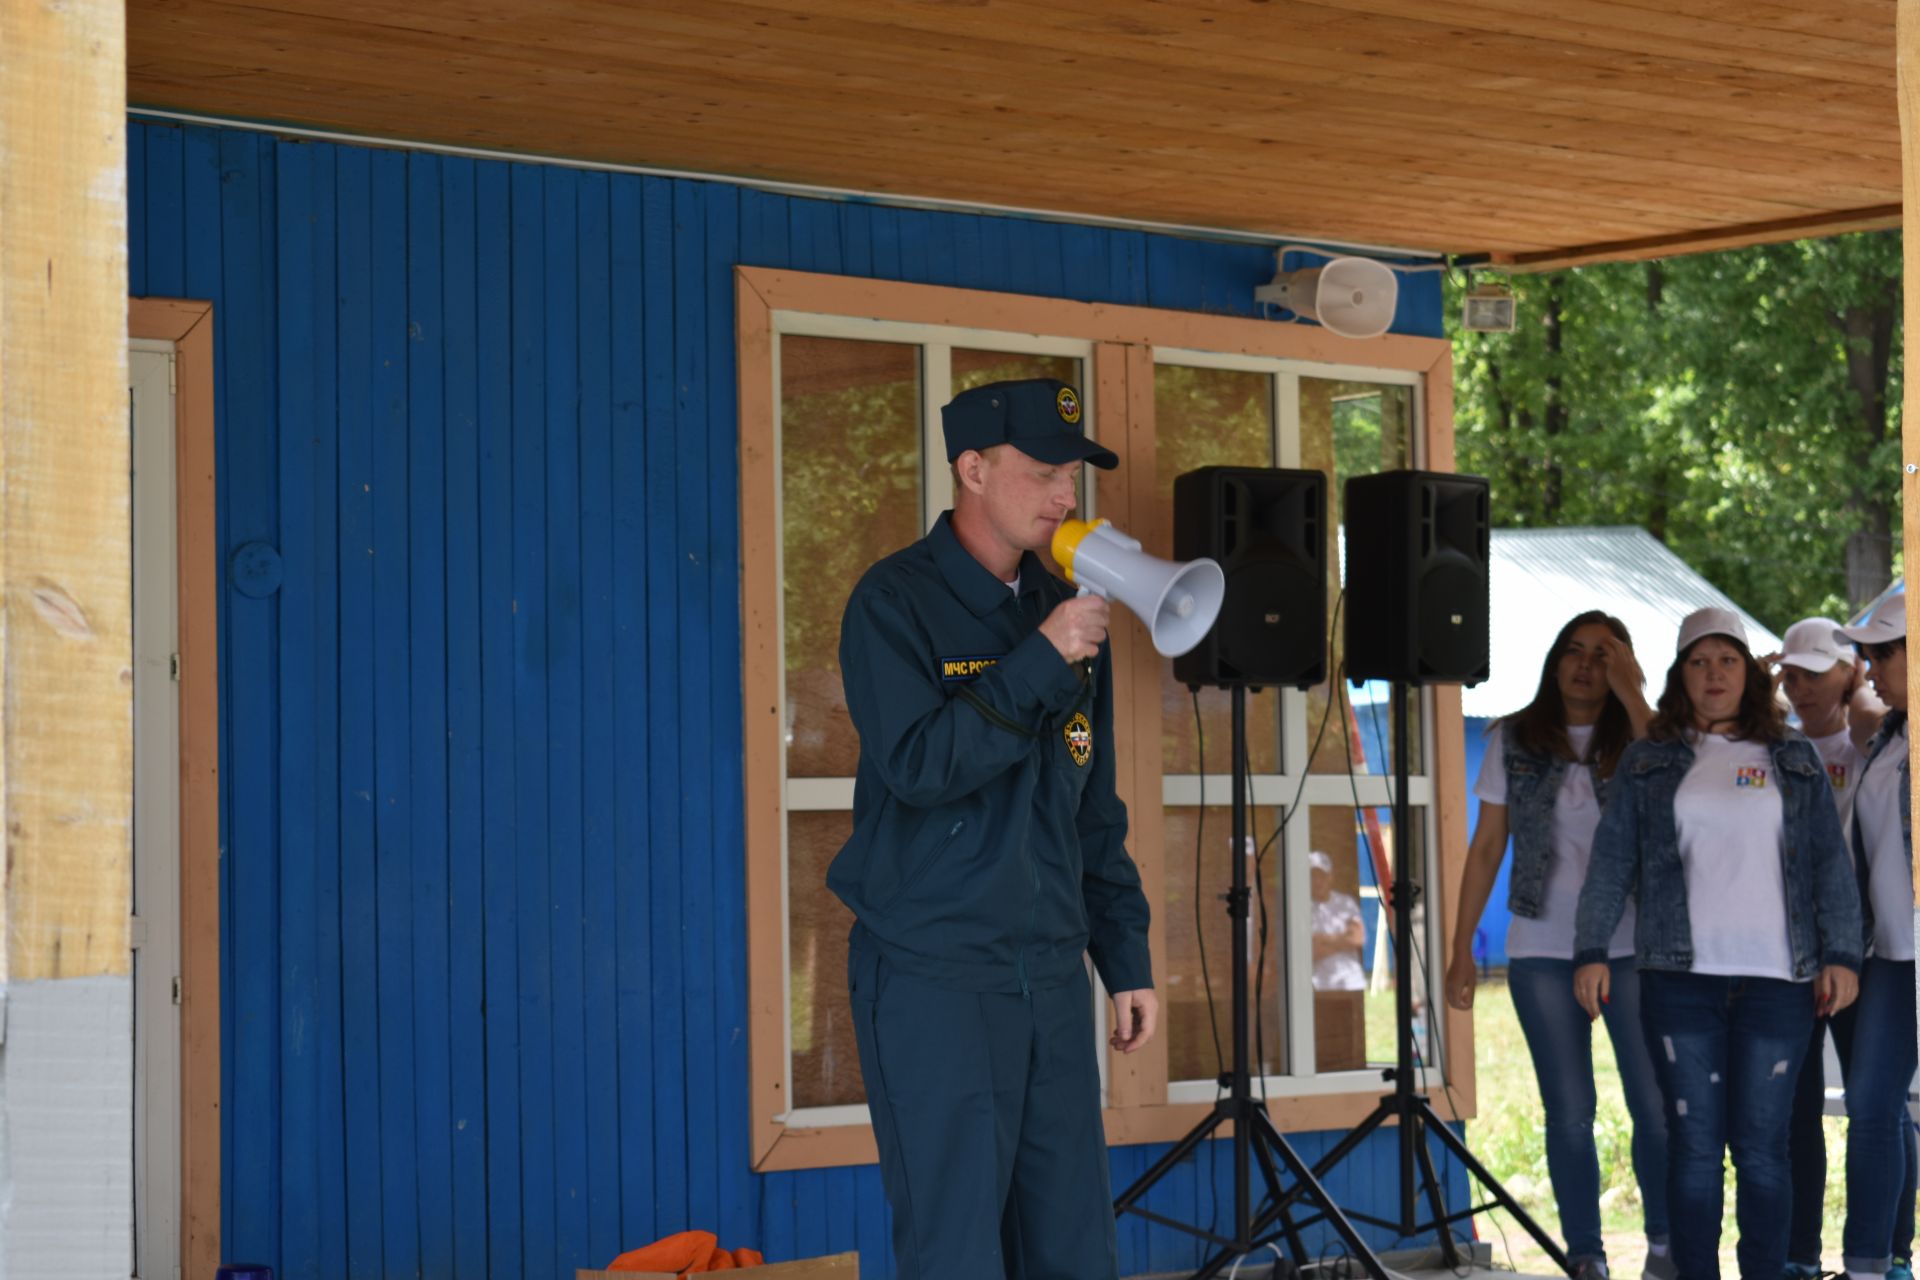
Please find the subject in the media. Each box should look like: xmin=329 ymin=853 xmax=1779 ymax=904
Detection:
xmin=849 ymin=936 xmax=1119 ymax=1280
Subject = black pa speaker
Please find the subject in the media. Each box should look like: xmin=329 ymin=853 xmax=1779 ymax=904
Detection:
xmin=1172 ymin=466 xmax=1327 ymax=689
xmin=1342 ymin=470 xmax=1490 ymax=685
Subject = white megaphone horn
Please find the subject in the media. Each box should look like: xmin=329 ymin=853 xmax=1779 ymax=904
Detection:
xmin=1052 ymin=519 xmax=1225 ymax=659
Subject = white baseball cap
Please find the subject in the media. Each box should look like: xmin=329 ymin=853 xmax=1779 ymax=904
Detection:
xmin=1834 ymin=593 xmax=1907 ymax=648
xmin=1308 ymin=850 xmax=1333 ymax=873
xmin=1675 ymin=606 xmax=1747 ymax=655
xmin=1777 ymin=617 xmax=1853 ymax=673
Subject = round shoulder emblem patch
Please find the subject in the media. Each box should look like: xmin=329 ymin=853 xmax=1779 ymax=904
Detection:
xmin=1056 ymin=386 xmax=1082 ymax=424
xmin=1064 ymin=711 xmax=1093 ymax=767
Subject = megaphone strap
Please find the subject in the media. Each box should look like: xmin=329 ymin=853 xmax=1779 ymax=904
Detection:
xmin=952 ymin=659 xmax=1095 ymax=745
xmin=953 ymin=684 xmax=1041 ymax=741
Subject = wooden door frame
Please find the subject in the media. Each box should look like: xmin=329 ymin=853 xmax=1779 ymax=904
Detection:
xmin=128 ymin=297 xmax=220 ymax=1280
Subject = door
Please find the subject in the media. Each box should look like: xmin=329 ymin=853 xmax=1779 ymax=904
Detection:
xmin=130 ymin=340 xmax=181 ymax=1280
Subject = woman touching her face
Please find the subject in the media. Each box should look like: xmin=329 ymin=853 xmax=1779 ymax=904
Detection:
xmin=1446 ymin=611 xmax=1667 ymax=1280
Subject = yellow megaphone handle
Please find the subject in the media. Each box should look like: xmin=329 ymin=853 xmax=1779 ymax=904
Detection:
xmin=1051 ymin=518 xmax=1107 ymax=585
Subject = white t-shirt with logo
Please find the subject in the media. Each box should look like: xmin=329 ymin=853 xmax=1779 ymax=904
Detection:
xmin=1473 ymin=723 xmax=1635 ymax=961
xmin=1676 ymin=733 xmax=1796 ymax=981
xmin=1808 ymin=727 xmax=1863 ymax=827
xmin=1854 ymin=719 xmax=1914 ymax=962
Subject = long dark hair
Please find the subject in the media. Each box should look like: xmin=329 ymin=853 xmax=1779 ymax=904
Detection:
xmin=1647 ymin=634 xmax=1787 ymax=744
xmin=1499 ymin=610 xmax=1637 ymax=779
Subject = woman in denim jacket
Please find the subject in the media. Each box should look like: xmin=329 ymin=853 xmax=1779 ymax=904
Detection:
xmin=1815 ymin=593 xmax=1916 ymax=1280
xmin=1773 ymin=606 xmax=1911 ymax=1280
xmin=1576 ymin=607 xmax=1862 ymax=1280
xmin=1446 ymin=610 xmax=1668 ymax=1280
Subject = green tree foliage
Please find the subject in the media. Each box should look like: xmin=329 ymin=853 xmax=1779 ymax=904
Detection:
xmin=1447 ymin=231 xmax=1903 ymax=631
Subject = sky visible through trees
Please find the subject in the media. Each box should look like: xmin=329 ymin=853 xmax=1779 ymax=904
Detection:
xmin=1445 ymin=230 xmax=1903 ymax=632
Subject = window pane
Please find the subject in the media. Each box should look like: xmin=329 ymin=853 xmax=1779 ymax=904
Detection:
xmin=1308 ymin=803 xmax=1433 ymax=1075
xmin=951 ymin=349 xmax=1080 ymax=396
xmin=1163 ymin=803 xmax=1287 ymax=1084
xmin=789 ymin=810 xmax=863 ymax=1108
xmin=1301 ymin=377 xmax=1422 ymax=774
xmin=1154 ymin=364 xmax=1281 ymax=775
xmin=781 ymin=336 xmax=921 ymax=779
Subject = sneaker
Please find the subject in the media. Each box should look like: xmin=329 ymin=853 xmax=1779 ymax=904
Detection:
xmin=1887 ymin=1261 xmax=1912 ymax=1280
xmin=1574 ymin=1261 xmax=1611 ymax=1280
xmin=1642 ymin=1252 xmax=1677 ymax=1280
xmin=1781 ymin=1265 xmax=1822 ymax=1280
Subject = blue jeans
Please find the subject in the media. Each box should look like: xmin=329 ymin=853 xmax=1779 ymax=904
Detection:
xmin=1837 ymin=958 xmax=1918 ymax=1270
xmin=1509 ymin=957 xmax=1670 ymax=1262
xmin=1641 ymin=971 xmax=1816 ymax=1280
xmin=1786 ymin=1017 xmax=1837 ymax=1267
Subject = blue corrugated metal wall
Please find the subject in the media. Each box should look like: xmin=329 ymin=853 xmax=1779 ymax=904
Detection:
xmin=127 ymin=119 xmax=1467 ymax=1280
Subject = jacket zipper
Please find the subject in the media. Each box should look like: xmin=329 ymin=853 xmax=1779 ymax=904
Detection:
xmin=966 ymin=652 xmax=1096 ymax=996
xmin=1018 ymin=662 xmax=1094 ymax=996
xmin=1018 ymin=839 xmax=1039 ymax=999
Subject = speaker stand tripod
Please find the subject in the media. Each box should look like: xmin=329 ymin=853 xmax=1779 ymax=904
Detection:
xmin=1244 ymin=680 xmax=1572 ymax=1274
xmin=1112 ymin=684 xmax=1384 ymax=1279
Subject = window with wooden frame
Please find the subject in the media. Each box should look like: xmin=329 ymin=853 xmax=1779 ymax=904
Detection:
xmin=737 ymin=267 xmax=1472 ymax=1172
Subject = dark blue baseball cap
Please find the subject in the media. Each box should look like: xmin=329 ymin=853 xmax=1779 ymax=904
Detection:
xmin=941 ymin=378 xmax=1118 ymax=469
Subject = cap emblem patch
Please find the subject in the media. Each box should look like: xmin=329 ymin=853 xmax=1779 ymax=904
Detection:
xmin=1056 ymin=386 xmax=1082 ymax=425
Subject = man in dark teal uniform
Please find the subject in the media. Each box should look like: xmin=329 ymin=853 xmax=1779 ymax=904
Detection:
xmin=828 ymin=377 xmax=1156 ymax=1280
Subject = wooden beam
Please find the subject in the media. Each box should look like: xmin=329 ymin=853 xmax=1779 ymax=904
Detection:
xmin=1 ymin=0 xmax=132 ymax=984
xmin=1898 ymin=0 xmax=1920 ymax=908
xmin=125 ymin=0 xmax=1902 ymax=257
xmin=1489 ymin=204 xmax=1906 ymax=273
xmin=1 ymin=0 xmax=132 ymax=1273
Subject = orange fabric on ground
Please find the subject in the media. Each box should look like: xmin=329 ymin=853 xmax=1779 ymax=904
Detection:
xmin=606 ymin=1231 xmax=766 ymax=1273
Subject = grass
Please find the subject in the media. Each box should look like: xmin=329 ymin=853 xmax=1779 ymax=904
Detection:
xmin=1446 ymin=975 xmax=1853 ymax=1276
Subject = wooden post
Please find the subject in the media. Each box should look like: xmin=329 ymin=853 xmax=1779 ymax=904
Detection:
xmin=1902 ymin=0 xmax=1920 ymax=911
xmin=0 ymin=0 xmax=133 ymax=1270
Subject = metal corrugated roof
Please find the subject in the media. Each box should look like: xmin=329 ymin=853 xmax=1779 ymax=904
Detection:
xmin=1463 ymin=526 xmax=1783 ymax=720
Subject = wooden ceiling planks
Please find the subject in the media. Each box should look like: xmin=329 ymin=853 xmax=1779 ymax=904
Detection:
xmin=126 ymin=0 xmax=1900 ymax=262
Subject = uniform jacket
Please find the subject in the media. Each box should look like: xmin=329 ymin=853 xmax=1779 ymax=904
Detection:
xmin=1572 ymin=733 xmax=1862 ymax=979
xmin=826 ymin=513 xmax=1153 ymax=995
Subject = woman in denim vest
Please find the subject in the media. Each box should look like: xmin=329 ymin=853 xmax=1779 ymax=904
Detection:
xmin=1576 ymin=607 xmax=1862 ymax=1280
xmin=1445 ymin=610 xmax=1668 ymax=1280
xmin=1816 ymin=593 xmax=1916 ymax=1280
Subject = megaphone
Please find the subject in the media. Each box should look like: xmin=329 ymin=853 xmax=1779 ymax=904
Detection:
xmin=1052 ymin=519 xmax=1225 ymax=659
xmin=1253 ymin=254 xmax=1399 ymax=339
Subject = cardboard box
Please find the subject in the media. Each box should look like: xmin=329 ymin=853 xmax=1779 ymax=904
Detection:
xmin=578 ymin=1252 xmax=858 ymax=1280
